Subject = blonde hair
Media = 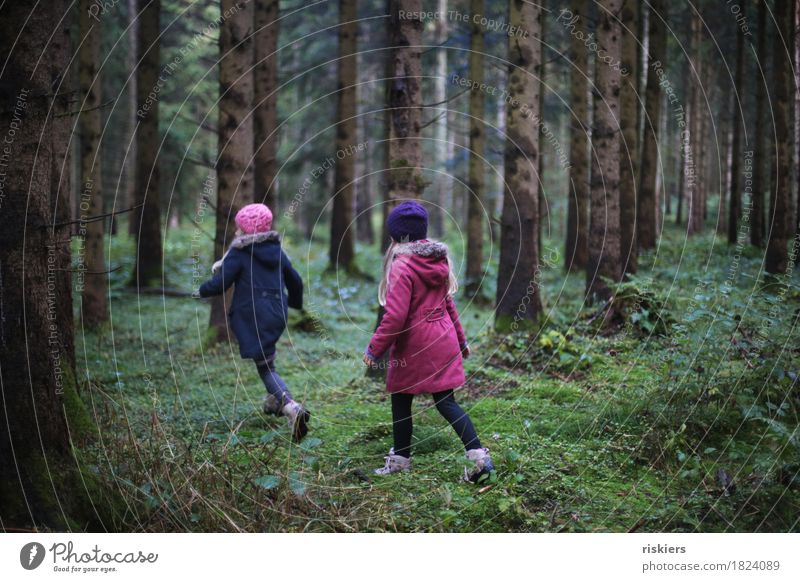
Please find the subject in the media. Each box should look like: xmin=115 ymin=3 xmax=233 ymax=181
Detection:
xmin=378 ymin=240 xmax=459 ymax=306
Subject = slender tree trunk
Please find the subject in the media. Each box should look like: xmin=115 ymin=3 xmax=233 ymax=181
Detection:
xmin=688 ymin=9 xmax=704 ymax=235
xmin=538 ymin=0 xmax=548 ymax=256
xmin=729 ymin=23 xmax=746 ymax=244
xmin=620 ymin=0 xmax=639 ymax=274
xmin=131 ymin=0 xmax=164 ymax=287
xmin=431 ymin=0 xmax=448 ymax=238
xmin=638 ymin=0 xmax=664 ymax=250
xmin=254 ymin=0 xmax=279 ymax=209
xmin=495 ymin=0 xmax=542 ymax=331
xmin=586 ymin=0 xmax=623 ymax=304
xmin=565 ymin=0 xmax=589 ymax=272
xmin=751 ymin=0 xmax=767 ymax=246
xmin=719 ymin=113 xmax=732 ymax=236
xmin=210 ymin=0 xmax=255 ymax=340
xmin=330 ymin=0 xmax=358 ymax=269
xmin=465 ymin=0 xmax=485 ymax=296
xmin=766 ymin=0 xmax=793 ymax=273
xmin=78 ymin=0 xmax=108 ymax=326
xmin=0 ymin=0 xmax=110 ymax=530
xmin=126 ymin=0 xmax=138 ymax=236
xmin=356 ymin=107 xmax=375 ymax=243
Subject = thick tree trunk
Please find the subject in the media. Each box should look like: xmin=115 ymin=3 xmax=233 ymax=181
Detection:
xmin=465 ymin=0 xmax=485 ymax=297
xmin=126 ymin=0 xmax=138 ymax=236
xmin=0 ymin=1 xmax=110 ymax=530
xmin=728 ymin=23 xmax=746 ymax=245
xmin=586 ymin=0 xmax=622 ymax=304
xmin=688 ymin=10 xmax=704 ymax=235
xmin=495 ymin=0 xmax=542 ymax=331
xmin=330 ymin=0 xmax=358 ymax=269
xmin=387 ymin=0 xmax=424 ymax=208
xmin=254 ymin=0 xmax=279 ymax=209
xmin=131 ymin=0 xmax=164 ymax=287
xmin=751 ymin=0 xmax=767 ymax=247
xmin=620 ymin=0 xmax=639 ymax=274
xmin=638 ymin=0 xmax=664 ymax=250
xmin=78 ymin=0 xmax=109 ymax=326
xmin=565 ymin=0 xmax=589 ymax=272
xmin=210 ymin=0 xmax=255 ymax=340
xmin=766 ymin=0 xmax=793 ymax=273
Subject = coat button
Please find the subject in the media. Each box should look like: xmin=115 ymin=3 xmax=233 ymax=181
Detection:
xmin=262 ymin=291 xmax=267 ymax=297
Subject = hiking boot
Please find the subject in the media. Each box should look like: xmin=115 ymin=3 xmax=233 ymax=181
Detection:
xmin=463 ymin=447 xmax=494 ymax=483
xmin=282 ymin=400 xmax=310 ymax=442
xmin=374 ymin=448 xmax=412 ymax=475
xmin=262 ymin=394 xmax=281 ymax=416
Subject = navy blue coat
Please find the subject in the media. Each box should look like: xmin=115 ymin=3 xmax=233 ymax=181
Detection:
xmin=199 ymin=232 xmax=303 ymax=360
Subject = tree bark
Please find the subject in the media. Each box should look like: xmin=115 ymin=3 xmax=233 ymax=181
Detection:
xmin=728 ymin=21 xmax=746 ymax=245
xmin=210 ymin=0 xmax=255 ymax=340
xmin=330 ymin=0 xmax=358 ymax=269
xmin=430 ymin=0 xmax=448 ymax=238
xmin=620 ymin=0 xmax=639 ymax=274
xmin=387 ymin=0 xmax=424 ymax=209
xmin=495 ymin=0 xmax=543 ymax=331
xmin=131 ymin=0 xmax=164 ymax=287
xmin=465 ymin=0 xmax=485 ymax=297
xmin=565 ymin=0 xmax=589 ymax=272
xmin=254 ymin=0 xmax=279 ymax=209
xmin=687 ymin=9 xmax=704 ymax=235
xmin=78 ymin=0 xmax=109 ymax=326
xmin=751 ymin=0 xmax=767 ymax=247
xmin=638 ymin=0 xmax=664 ymax=250
xmin=0 ymin=0 xmax=111 ymax=530
xmin=766 ymin=0 xmax=793 ymax=273
xmin=586 ymin=0 xmax=623 ymax=304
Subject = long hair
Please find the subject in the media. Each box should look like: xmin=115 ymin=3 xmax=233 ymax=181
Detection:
xmin=378 ymin=240 xmax=459 ymax=306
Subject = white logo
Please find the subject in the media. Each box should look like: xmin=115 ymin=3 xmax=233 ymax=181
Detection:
xmin=20 ymin=542 xmax=46 ymax=570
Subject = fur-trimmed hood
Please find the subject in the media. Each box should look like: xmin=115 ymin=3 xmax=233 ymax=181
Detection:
xmin=212 ymin=231 xmax=282 ymax=274
xmin=381 ymin=239 xmax=458 ymax=302
xmin=391 ymin=240 xmax=449 ymax=259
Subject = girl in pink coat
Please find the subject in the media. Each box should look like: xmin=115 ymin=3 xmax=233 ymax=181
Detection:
xmin=363 ymin=201 xmax=494 ymax=483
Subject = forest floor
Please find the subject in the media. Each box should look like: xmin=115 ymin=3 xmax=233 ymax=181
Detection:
xmin=73 ymin=223 xmax=800 ymax=532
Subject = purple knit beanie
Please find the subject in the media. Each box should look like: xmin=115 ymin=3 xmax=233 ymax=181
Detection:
xmin=387 ymin=200 xmax=428 ymax=242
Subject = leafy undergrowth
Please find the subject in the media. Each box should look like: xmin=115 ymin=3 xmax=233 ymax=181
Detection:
xmin=72 ymin=226 xmax=800 ymax=532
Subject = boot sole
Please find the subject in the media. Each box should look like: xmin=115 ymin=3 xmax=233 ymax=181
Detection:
xmin=292 ymin=409 xmax=311 ymax=442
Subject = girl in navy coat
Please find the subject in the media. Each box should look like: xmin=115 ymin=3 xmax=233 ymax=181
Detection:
xmin=197 ymin=203 xmax=309 ymax=440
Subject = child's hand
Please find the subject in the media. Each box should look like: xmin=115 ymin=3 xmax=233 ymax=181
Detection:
xmin=363 ymin=354 xmax=374 ymax=367
xmin=461 ymin=345 xmax=471 ymax=359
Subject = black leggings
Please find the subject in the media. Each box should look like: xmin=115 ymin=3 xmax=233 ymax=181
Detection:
xmin=255 ymin=358 xmax=293 ymax=410
xmin=391 ymin=390 xmax=481 ymax=458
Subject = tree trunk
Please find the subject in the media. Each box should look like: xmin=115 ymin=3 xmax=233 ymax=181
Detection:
xmin=210 ymin=0 xmax=255 ymax=340
xmin=586 ymin=0 xmax=623 ymax=304
xmin=0 ymin=0 xmax=112 ymax=530
xmin=78 ymin=0 xmax=109 ymax=326
xmin=131 ymin=0 xmax=164 ymax=287
xmin=620 ymin=0 xmax=639 ymax=274
xmin=330 ymin=0 xmax=358 ymax=269
xmin=766 ymin=0 xmax=793 ymax=273
xmin=565 ymin=0 xmax=589 ymax=272
xmin=126 ymin=0 xmax=139 ymax=236
xmin=751 ymin=0 xmax=767 ymax=247
xmin=431 ymin=0 xmax=448 ymax=238
xmin=728 ymin=23 xmax=746 ymax=244
xmin=495 ymin=0 xmax=543 ymax=331
xmin=254 ymin=0 xmax=279 ymax=209
xmin=465 ymin=0 xmax=485 ymax=297
xmin=688 ymin=9 xmax=704 ymax=235
xmin=387 ymin=0 xmax=424 ymax=209
xmin=638 ymin=0 xmax=664 ymax=250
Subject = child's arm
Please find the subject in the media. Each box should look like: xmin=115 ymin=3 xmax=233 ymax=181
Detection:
xmin=198 ymin=253 xmax=241 ymax=297
xmin=445 ymin=295 xmax=469 ymax=353
xmin=365 ymin=270 xmax=413 ymax=362
xmin=280 ymin=250 xmax=303 ymax=309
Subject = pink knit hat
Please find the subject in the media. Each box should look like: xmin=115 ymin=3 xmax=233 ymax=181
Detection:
xmin=235 ymin=203 xmax=273 ymax=234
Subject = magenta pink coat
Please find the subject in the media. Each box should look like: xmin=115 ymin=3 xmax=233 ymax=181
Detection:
xmin=365 ymin=241 xmax=467 ymax=395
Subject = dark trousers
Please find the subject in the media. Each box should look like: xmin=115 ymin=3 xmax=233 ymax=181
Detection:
xmin=255 ymin=357 xmax=293 ymax=410
xmin=391 ymin=389 xmax=482 ymax=458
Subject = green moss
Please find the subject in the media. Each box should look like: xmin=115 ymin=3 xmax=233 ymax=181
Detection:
xmin=61 ymin=362 xmax=98 ymax=442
